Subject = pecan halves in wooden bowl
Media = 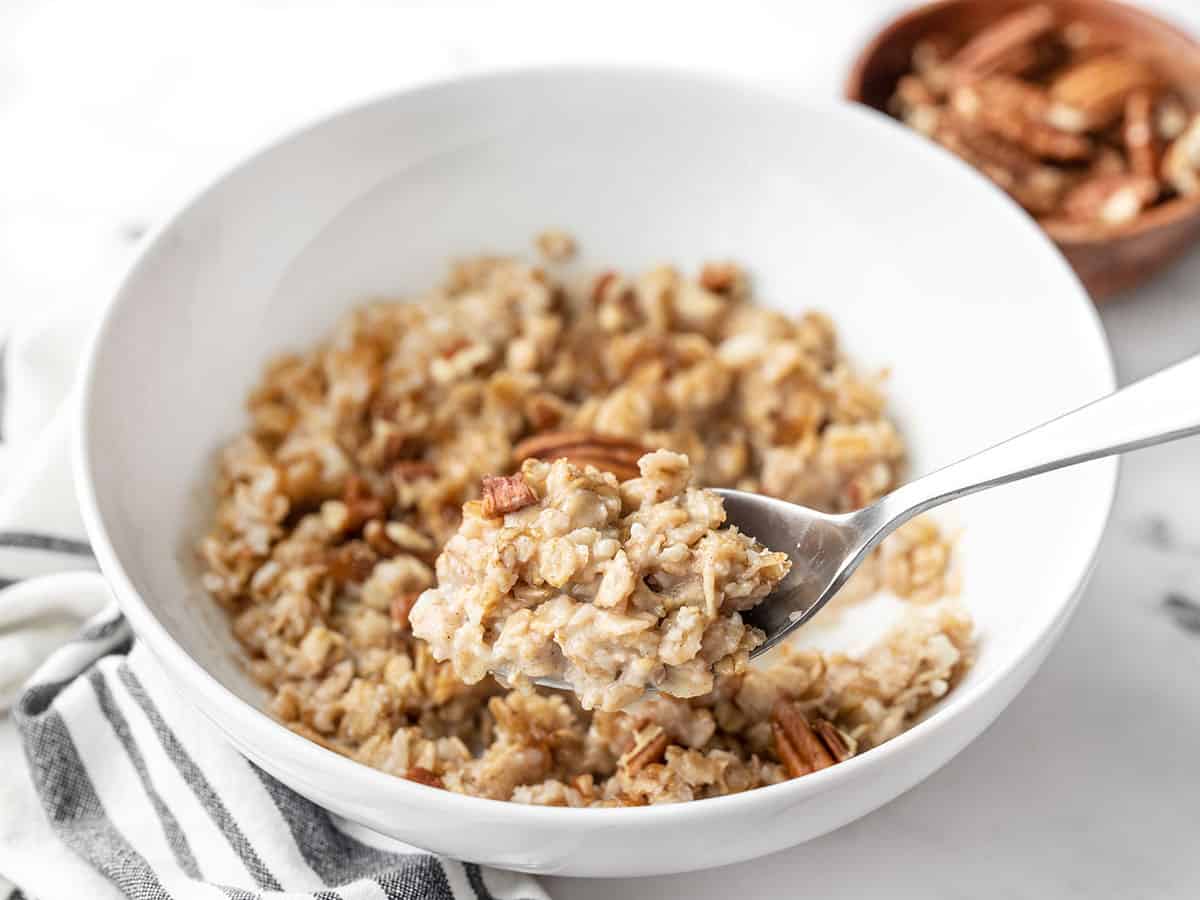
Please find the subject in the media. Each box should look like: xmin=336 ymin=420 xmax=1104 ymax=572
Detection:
xmin=846 ymin=0 xmax=1200 ymax=300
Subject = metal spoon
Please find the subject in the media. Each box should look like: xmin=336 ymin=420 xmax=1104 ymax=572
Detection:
xmin=729 ymin=352 xmax=1200 ymax=657
xmin=530 ymin=353 xmax=1200 ymax=691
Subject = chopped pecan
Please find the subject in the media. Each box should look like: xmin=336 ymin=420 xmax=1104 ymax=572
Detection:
xmin=771 ymin=720 xmax=813 ymax=777
xmin=1060 ymin=173 xmax=1158 ymax=225
xmin=950 ymin=5 xmax=1056 ymax=86
xmin=405 ymin=766 xmax=444 ymax=788
xmin=1090 ymin=145 xmax=1129 ymax=178
xmin=912 ymin=32 xmax=959 ymax=97
xmin=391 ymin=591 xmax=420 ymax=631
xmin=342 ymin=475 xmax=386 ymax=532
xmin=1048 ymin=52 xmax=1158 ymax=132
xmin=619 ymin=724 xmax=669 ymax=775
xmin=481 ymin=474 xmax=538 ymax=518
xmin=438 ymin=337 xmax=472 ymax=359
xmin=771 ymin=701 xmax=848 ymax=778
xmin=698 ymin=261 xmax=745 ymax=295
xmin=1009 ymin=167 xmax=1072 ymax=218
xmin=952 ymin=77 xmax=1091 ymax=161
xmin=363 ymin=519 xmax=400 ymax=556
xmin=890 ymin=75 xmax=941 ymax=135
xmin=327 ymin=540 xmax=378 ymax=584
xmin=588 ymin=271 xmax=619 ymax=307
xmin=1163 ymin=114 xmax=1200 ymax=196
xmin=1123 ymin=90 xmax=1160 ymax=180
xmin=1156 ymin=93 xmax=1190 ymax=141
xmin=812 ymin=719 xmax=857 ymax=763
xmin=937 ymin=113 xmax=1039 ymax=181
xmin=513 ymin=431 xmax=650 ymax=482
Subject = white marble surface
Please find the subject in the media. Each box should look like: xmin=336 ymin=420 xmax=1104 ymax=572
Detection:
xmin=3 ymin=1 xmax=1200 ymax=897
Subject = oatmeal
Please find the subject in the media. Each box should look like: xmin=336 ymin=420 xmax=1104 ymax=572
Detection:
xmin=411 ymin=452 xmax=790 ymax=710
xmin=199 ymin=235 xmax=972 ymax=806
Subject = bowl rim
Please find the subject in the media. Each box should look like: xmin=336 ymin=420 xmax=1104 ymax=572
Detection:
xmin=73 ymin=63 xmax=1119 ymax=825
xmin=842 ymin=0 xmax=1200 ymax=246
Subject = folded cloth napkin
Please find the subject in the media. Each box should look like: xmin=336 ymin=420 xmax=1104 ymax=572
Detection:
xmin=0 ymin=307 xmax=548 ymax=899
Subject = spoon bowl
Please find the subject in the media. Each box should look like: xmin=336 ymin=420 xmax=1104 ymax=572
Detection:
xmin=728 ymin=351 xmax=1200 ymax=657
xmin=717 ymin=491 xmax=866 ymax=656
xmin=534 ymin=347 xmax=1200 ymax=695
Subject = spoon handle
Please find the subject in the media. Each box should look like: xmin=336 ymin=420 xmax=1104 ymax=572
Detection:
xmin=871 ymin=352 xmax=1200 ymax=529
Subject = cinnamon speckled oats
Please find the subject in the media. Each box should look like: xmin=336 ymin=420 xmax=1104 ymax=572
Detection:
xmin=411 ymin=452 xmax=790 ymax=711
xmin=200 ymin=239 xmax=971 ymax=806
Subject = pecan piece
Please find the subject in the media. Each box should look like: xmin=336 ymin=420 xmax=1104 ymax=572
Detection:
xmin=513 ymin=430 xmax=650 ymax=483
xmin=405 ymin=766 xmax=443 ymax=789
xmin=1060 ymin=173 xmax=1158 ymax=225
xmin=771 ymin=701 xmax=856 ymax=779
xmin=619 ymin=724 xmax=669 ymax=775
xmin=1156 ymin=93 xmax=1190 ymax=141
xmin=771 ymin=702 xmax=834 ymax=777
xmin=438 ymin=336 xmax=472 ymax=359
xmin=1123 ymin=90 xmax=1160 ymax=180
xmin=812 ymin=719 xmax=857 ymax=763
xmin=952 ymin=77 xmax=1091 ymax=161
xmin=698 ymin=261 xmax=746 ymax=295
xmin=363 ymin=519 xmax=399 ymax=557
xmin=1048 ymin=52 xmax=1159 ymax=132
xmin=390 ymin=591 xmax=420 ymax=631
xmin=911 ymin=32 xmax=959 ymax=97
xmin=327 ymin=540 xmax=377 ymax=584
xmin=342 ymin=475 xmax=386 ymax=533
xmin=1163 ymin=114 xmax=1200 ymax=196
xmin=590 ymin=269 xmax=638 ymax=308
xmin=937 ymin=113 xmax=1040 ymax=182
xmin=950 ymin=5 xmax=1056 ymax=86
xmin=590 ymin=270 xmax=618 ymax=304
xmin=1089 ymin=145 xmax=1129 ymax=179
xmin=480 ymin=474 xmax=538 ymax=518
xmin=771 ymin=719 xmax=814 ymax=778
xmin=890 ymin=75 xmax=941 ymax=136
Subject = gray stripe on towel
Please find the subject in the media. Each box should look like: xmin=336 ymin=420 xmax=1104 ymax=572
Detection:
xmin=14 ymin=702 xmax=173 ymax=899
xmin=117 ymin=664 xmax=283 ymax=892
xmin=88 ymin=669 xmax=203 ymax=879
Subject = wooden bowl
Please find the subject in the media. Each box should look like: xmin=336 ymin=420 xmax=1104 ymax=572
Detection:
xmin=846 ymin=0 xmax=1200 ymax=300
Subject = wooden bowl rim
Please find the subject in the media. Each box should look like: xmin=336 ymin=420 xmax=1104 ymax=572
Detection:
xmin=843 ymin=0 xmax=1200 ymax=247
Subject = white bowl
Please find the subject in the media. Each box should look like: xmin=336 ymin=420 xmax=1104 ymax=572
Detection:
xmin=75 ymin=67 xmax=1117 ymax=877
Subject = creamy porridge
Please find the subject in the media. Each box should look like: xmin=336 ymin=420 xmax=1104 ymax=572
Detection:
xmin=199 ymin=235 xmax=972 ymax=805
xmin=411 ymin=451 xmax=790 ymax=710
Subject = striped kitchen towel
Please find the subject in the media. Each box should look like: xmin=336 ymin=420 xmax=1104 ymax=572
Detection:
xmin=0 ymin=312 xmax=547 ymax=900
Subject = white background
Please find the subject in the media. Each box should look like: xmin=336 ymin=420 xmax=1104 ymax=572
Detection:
xmin=3 ymin=2 xmax=1200 ymax=897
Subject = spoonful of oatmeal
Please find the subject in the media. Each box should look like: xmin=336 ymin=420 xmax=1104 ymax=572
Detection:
xmin=410 ymin=449 xmax=791 ymax=711
xmin=411 ymin=354 xmax=1200 ymax=709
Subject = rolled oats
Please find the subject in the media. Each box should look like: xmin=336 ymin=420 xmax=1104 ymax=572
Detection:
xmin=200 ymin=238 xmax=973 ymax=805
xmin=411 ymin=452 xmax=789 ymax=710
